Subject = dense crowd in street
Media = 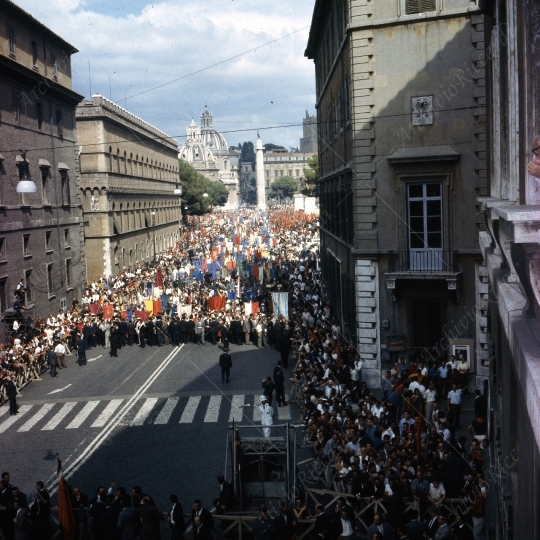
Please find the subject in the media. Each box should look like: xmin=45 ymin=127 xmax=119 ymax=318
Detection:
xmin=0 ymin=208 xmax=317 ymax=412
xmin=1 ymin=207 xmax=491 ymax=539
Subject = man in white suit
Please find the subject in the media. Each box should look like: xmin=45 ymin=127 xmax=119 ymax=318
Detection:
xmin=259 ymin=396 xmax=273 ymax=438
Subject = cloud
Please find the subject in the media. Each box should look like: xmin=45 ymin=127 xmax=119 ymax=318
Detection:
xmin=13 ymin=0 xmax=316 ymax=149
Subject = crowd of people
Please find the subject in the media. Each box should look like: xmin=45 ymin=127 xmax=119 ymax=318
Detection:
xmin=1 ymin=207 xmax=491 ymax=539
xmin=0 ymin=209 xmax=318 ymax=409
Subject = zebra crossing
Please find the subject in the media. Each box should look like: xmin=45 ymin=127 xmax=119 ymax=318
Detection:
xmin=0 ymin=394 xmax=293 ymax=434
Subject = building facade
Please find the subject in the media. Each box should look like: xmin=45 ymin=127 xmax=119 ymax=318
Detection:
xmin=478 ymin=1 xmax=540 ymax=537
xmin=76 ymin=95 xmax=180 ymax=282
xmin=0 ymin=0 xmax=85 ymax=328
xmin=179 ymin=107 xmax=239 ymax=207
xmin=306 ymin=0 xmax=486 ymax=387
xmin=263 ymin=150 xmax=316 ymax=203
xmin=300 ymin=110 xmax=318 ymax=153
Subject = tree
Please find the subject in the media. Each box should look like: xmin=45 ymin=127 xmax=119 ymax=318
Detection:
xmin=302 ymin=154 xmax=319 ymax=196
xmin=270 ymin=176 xmax=297 ymax=199
xmin=241 ymin=142 xmax=255 ymax=163
xmin=178 ymin=160 xmax=212 ymax=215
xmin=264 ymin=143 xmax=286 ymax=151
xmin=206 ymin=179 xmax=229 ymax=207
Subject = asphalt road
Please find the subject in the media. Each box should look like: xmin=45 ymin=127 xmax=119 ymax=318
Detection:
xmin=1 ymin=338 xmax=293 ymax=513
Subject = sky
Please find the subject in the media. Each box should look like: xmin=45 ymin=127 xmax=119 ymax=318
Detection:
xmin=14 ymin=0 xmax=317 ymax=150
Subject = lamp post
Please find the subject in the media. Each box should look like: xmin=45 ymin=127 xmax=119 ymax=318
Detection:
xmin=151 ymin=211 xmax=156 ymax=260
xmin=16 ymin=150 xmax=37 ymax=193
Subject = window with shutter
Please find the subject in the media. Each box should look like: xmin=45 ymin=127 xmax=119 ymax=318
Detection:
xmin=405 ymin=0 xmax=436 ymax=15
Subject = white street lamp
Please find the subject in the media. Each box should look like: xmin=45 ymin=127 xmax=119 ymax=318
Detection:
xmin=16 ymin=151 xmax=37 ymax=193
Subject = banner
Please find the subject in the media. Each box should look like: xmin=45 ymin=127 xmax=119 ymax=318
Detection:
xmin=271 ymin=292 xmax=289 ymax=319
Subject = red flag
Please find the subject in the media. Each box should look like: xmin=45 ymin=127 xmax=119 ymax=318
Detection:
xmin=58 ymin=476 xmax=76 ymax=540
xmin=156 ymin=269 xmax=164 ymax=288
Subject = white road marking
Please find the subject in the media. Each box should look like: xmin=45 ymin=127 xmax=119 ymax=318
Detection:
xmin=228 ymin=395 xmax=245 ymax=422
xmin=87 ymin=355 xmax=103 ymax=362
xmin=0 ymin=407 xmax=10 ymax=419
xmin=18 ymin=403 xmax=55 ymax=432
xmin=47 ymin=384 xmax=72 ymax=395
xmin=91 ymin=399 xmax=123 ymax=428
xmin=42 ymin=402 xmax=76 ymax=430
xmin=131 ymin=398 xmax=158 ymax=426
xmin=0 ymin=405 xmax=33 ymax=433
xmin=204 ymin=395 xmax=222 ymax=422
xmin=253 ymin=396 xmax=261 ymax=421
xmin=278 ymin=404 xmax=291 ymax=421
xmin=154 ymin=397 xmax=178 ymax=424
xmin=50 ymin=345 xmax=184 ymax=494
xmin=66 ymin=401 xmax=100 ymax=429
xmin=179 ymin=396 xmax=201 ymax=423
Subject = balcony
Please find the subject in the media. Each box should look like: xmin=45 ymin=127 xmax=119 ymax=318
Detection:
xmin=385 ymin=250 xmax=462 ymax=290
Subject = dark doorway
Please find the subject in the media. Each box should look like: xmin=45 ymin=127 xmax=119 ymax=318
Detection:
xmin=410 ymin=297 xmax=444 ymax=348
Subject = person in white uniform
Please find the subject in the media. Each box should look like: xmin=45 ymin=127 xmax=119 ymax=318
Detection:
xmin=259 ymin=395 xmax=274 ymax=438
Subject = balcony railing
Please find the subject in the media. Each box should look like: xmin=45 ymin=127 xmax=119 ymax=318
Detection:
xmin=388 ymin=249 xmax=458 ymax=274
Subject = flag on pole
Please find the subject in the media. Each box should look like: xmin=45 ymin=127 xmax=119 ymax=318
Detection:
xmin=57 ymin=455 xmax=76 ymax=540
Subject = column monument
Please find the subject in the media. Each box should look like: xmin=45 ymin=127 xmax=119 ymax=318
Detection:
xmin=256 ymin=133 xmax=266 ymax=209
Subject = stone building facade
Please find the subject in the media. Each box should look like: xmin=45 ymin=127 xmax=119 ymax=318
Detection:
xmin=263 ymin=150 xmax=316 ymax=201
xmin=0 ymin=0 xmax=85 ymax=328
xmin=76 ymin=95 xmax=180 ymax=282
xmin=478 ymin=0 xmax=540 ymax=537
xmin=306 ymin=0 xmax=486 ymax=387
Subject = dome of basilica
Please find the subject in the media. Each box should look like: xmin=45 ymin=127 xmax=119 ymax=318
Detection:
xmin=200 ymin=106 xmax=229 ymax=154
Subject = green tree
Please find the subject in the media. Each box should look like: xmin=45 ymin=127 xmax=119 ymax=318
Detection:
xmin=241 ymin=142 xmax=255 ymax=163
xmin=270 ymin=176 xmax=297 ymax=199
xmin=264 ymin=143 xmax=286 ymax=151
xmin=206 ymin=179 xmax=229 ymax=207
xmin=302 ymin=154 xmax=319 ymax=196
xmin=178 ymin=160 xmax=212 ymax=215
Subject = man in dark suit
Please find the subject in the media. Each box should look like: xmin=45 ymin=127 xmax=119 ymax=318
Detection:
xmin=109 ymin=324 xmax=119 ymax=357
xmin=280 ymin=325 xmax=292 ymax=368
xmin=167 ymin=494 xmax=185 ymax=540
xmin=118 ymin=319 xmax=128 ymax=348
xmin=331 ymin=508 xmax=355 ymax=539
xmin=219 ymin=348 xmax=233 ymax=383
xmin=426 ymin=506 xmax=440 ymax=537
xmin=76 ymin=334 xmax=87 ymax=366
xmin=191 ymin=500 xmax=213 ymax=531
xmin=179 ymin=316 xmax=188 ymax=344
xmin=209 ymin=318 xmax=219 ymax=345
xmin=192 ymin=515 xmax=213 ymax=540
xmin=312 ymin=503 xmax=331 ymax=535
xmin=11 ymin=487 xmax=27 ymax=509
xmin=155 ymin=316 xmax=164 ymax=346
xmin=186 ymin=316 xmax=195 ymax=344
xmin=47 ymin=348 xmax=57 ymax=377
xmin=366 ymin=513 xmax=395 ymax=540
xmin=126 ymin=320 xmax=136 ymax=346
xmin=6 ymin=377 xmax=18 ymax=415
xmin=273 ymin=361 xmax=287 ymax=407
xmin=212 ymin=475 xmax=235 ymax=513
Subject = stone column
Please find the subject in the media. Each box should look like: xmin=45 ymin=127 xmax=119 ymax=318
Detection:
xmin=256 ymin=133 xmax=266 ymax=209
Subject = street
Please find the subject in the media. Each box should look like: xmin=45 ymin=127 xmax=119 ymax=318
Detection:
xmin=1 ymin=340 xmax=292 ymax=512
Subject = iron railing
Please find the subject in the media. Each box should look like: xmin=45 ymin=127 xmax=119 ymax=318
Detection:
xmin=387 ymin=249 xmax=459 ymax=273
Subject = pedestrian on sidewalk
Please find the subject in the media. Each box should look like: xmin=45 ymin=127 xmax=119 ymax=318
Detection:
xmin=219 ymin=348 xmax=232 ymax=383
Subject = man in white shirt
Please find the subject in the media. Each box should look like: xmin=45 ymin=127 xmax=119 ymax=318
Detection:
xmin=54 ymin=341 xmax=67 ymax=368
xmin=447 ymin=383 xmax=463 ymax=428
xmin=424 ymin=382 xmax=437 ymax=423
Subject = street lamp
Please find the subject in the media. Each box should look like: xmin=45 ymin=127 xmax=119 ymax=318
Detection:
xmin=151 ymin=211 xmax=156 ymax=260
xmin=174 ymin=183 xmax=182 ymax=195
xmin=16 ymin=150 xmax=37 ymax=193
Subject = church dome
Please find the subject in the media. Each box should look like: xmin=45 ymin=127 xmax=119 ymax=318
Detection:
xmin=200 ymin=105 xmax=229 ymax=154
xmin=179 ymin=116 xmax=218 ymax=165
